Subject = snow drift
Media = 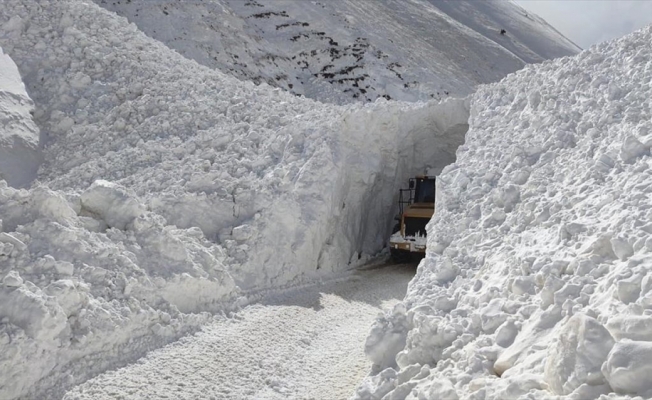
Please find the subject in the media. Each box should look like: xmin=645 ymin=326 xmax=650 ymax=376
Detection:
xmin=357 ymin=25 xmax=652 ymax=400
xmin=0 ymin=1 xmax=472 ymax=397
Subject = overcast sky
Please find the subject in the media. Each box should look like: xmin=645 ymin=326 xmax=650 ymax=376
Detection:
xmin=515 ymin=0 xmax=652 ymax=48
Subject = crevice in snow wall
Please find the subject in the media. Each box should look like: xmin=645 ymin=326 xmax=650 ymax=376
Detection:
xmin=238 ymin=98 xmax=470 ymax=290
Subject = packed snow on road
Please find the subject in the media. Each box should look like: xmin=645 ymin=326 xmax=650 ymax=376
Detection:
xmin=63 ymin=264 xmax=413 ymax=400
xmin=2 ymin=0 xmax=652 ymax=400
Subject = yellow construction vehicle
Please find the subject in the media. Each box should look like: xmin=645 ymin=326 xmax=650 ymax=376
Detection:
xmin=389 ymin=176 xmax=436 ymax=261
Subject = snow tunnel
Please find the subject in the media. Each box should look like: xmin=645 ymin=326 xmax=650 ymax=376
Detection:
xmin=236 ymin=98 xmax=471 ymax=290
xmin=333 ymin=98 xmax=471 ymax=264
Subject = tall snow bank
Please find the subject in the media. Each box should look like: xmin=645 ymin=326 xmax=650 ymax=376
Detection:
xmin=0 ymin=181 xmax=236 ymax=399
xmin=238 ymin=98 xmax=469 ymax=289
xmin=0 ymin=1 xmax=470 ymax=397
xmin=357 ymin=25 xmax=652 ymax=400
xmin=0 ymin=1 xmax=469 ymax=291
xmin=0 ymin=45 xmax=40 ymax=187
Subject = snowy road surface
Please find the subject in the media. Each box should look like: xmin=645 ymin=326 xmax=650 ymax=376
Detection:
xmin=63 ymin=264 xmax=414 ymax=400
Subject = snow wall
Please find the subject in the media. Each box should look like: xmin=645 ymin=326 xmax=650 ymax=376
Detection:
xmin=237 ymin=98 xmax=469 ymax=290
xmin=357 ymin=26 xmax=652 ymax=400
xmin=0 ymin=2 xmax=469 ymax=397
xmin=0 ymin=45 xmax=41 ymax=188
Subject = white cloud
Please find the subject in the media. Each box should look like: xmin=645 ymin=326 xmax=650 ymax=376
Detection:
xmin=516 ymin=0 xmax=652 ymax=48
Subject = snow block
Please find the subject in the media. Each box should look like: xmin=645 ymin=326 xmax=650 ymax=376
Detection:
xmin=602 ymin=340 xmax=652 ymax=396
xmin=0 ymin=47 xmax=41 ymax=188
xmin=80 ymin=180 xmax=146 ymax=230
xmin=544 ymin=314 xmax=615 ymax=395
xmin=606 ymin=315 xmax=652 ymax=341
xmin=365 ymin=303 xmax=409 ymax=369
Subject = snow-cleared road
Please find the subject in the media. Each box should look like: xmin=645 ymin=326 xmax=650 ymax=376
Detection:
xmin=63 ymin=264 xmax=414 ymax=400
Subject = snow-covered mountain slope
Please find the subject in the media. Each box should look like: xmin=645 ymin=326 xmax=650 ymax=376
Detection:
xmin=357 ymin=25 xmax=652 ymax=400
xmin=93 ymin=0 xmax=580 ymax=104
xmin=0 ymin=45 xmax=40 ymax=188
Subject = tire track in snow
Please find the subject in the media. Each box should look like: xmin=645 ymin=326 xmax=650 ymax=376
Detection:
xmin=63 ymin=264 xmax=414 ymax=400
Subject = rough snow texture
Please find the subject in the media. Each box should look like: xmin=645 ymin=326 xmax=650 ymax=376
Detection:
xmin=0 ymin=0 xmax=580 ymax=398
xmin=0 ymin=180 xmax=236 ymax=399
xmin=0 ymin=1 xmax=468 ymax=397
xmin=0 ymin=45 xmax=40 ymax=187
xmin=357 ymin=26 xmax=652 ymax=400
xmin=93 ymin=0 xmax=579 ymax=104
xmin=63 ymin=265 xmax=412 ymax=400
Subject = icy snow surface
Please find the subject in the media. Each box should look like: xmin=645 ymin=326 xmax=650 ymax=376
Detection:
xmin=356 ymin=26 xmax=652 ymax=400
xmin=63 ymin=264 xmax=412 ymax=400
xmin=93 ymin=0 xmax=579 ymax=104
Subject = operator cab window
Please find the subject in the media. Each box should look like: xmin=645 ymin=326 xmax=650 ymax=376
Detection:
xmin=415 ymin=178 xmax=435 ymax=203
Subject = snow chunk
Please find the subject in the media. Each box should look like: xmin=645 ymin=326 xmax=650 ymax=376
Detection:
xmin=0 ymin=283 xmax=68 ymax=341
xmin=606 ymin=315 xmax=652 ymax=341
xmin=620 ymin=135 xmax=649 ymax=163
xmin=544 ymin=314 xmax=615 ymax=395
xmin=231 ymin=224 xmax=253 ymax=242
xmin=0 ymin=46 xmax=41 ymax=187
xmin=2 ymin=270 xmax=23 ymax=287
xmin=365 ymin=303 xmax=409 ymax=369
xmin=603 ymin=341 xmax=652 ymax=396
xmin=611 ymin=237 xmax=634 ymax=261
xmin=80 ymin=180 xmax=146 ymax=230
xmin=0 ymin=232 xmax=26 ymax=250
